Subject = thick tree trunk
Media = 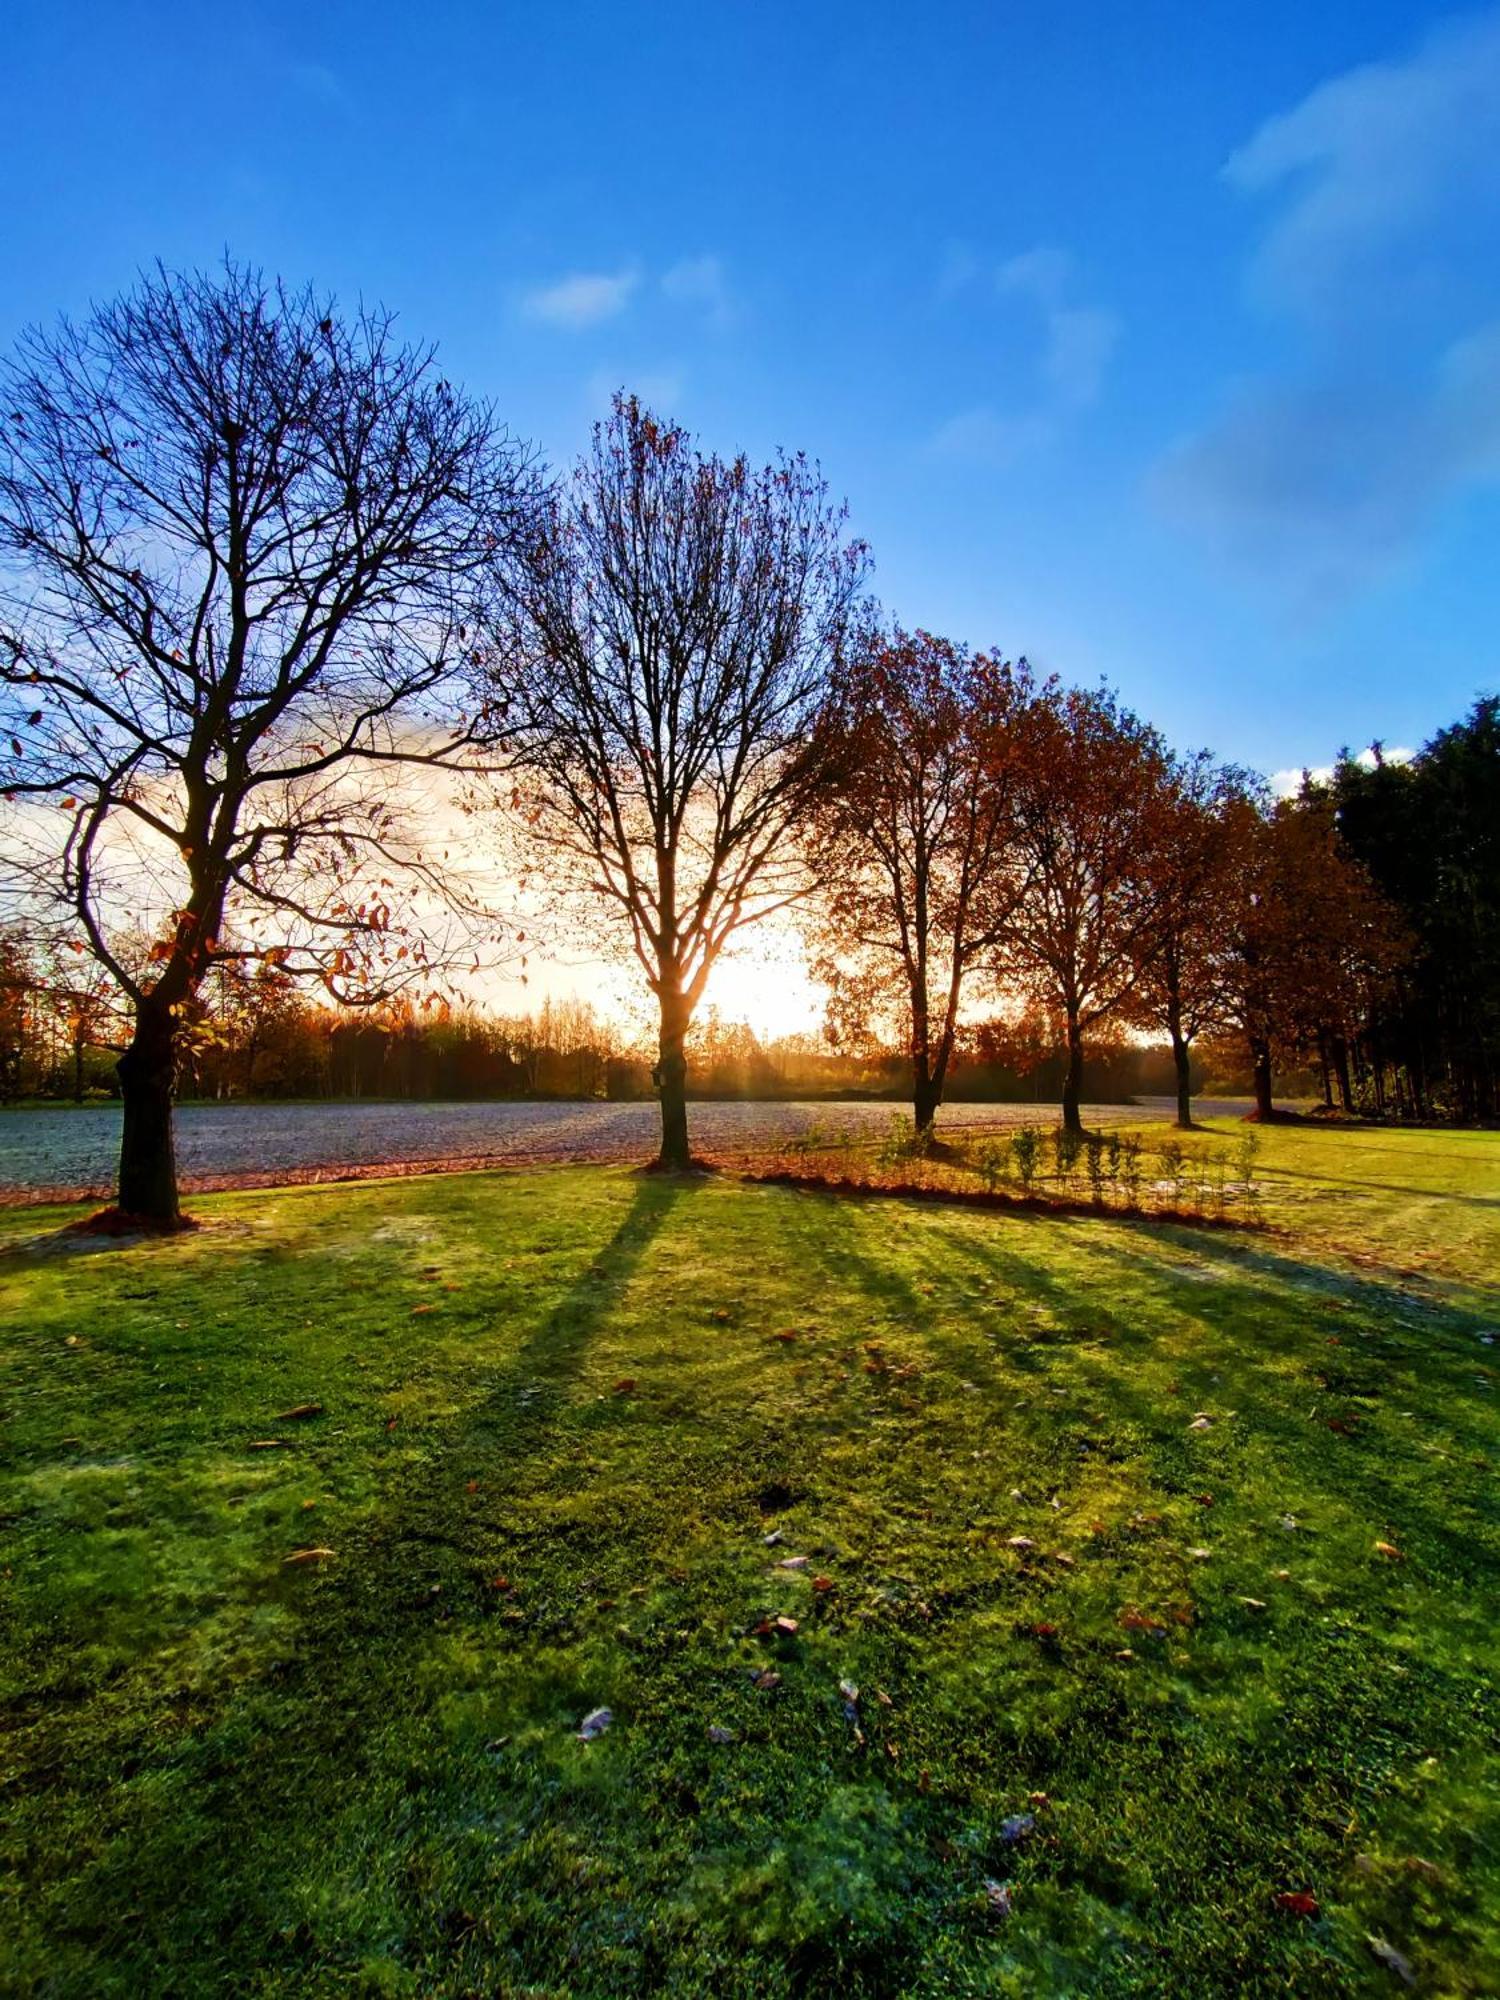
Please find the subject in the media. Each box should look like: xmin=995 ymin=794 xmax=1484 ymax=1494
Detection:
xmin=655 ymin=992 xmax=692 ymax=1171
xmin=116 ymin=1000 xmax=182 ymax=1223
xmin=1061 ymin=1012 xmax=1085 ymax=1137
xmin=1250 ymin=1035 xmax=1274 ymax=1121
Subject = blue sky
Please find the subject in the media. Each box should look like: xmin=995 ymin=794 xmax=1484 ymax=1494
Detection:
xmin=5 ymin=0 xmax=1499 ymax=782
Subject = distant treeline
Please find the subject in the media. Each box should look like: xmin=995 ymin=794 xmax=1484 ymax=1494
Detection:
xmin=0 ymin=971 xmax=1207 ymax=1108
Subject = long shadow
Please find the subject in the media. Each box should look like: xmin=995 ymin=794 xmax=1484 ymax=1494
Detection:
xmin=22 ymin=1170 xmax=704 ymax=1984
xmin=759 ymin=1182 xmax=1497 ymax=1587
xmin=1264 ymin=1162 xmax=1500 ymax=1208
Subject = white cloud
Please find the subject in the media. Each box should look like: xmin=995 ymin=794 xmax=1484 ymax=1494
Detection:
xmin=996 ymin=247 xmax=1120 ymax=410
xmin=931 ymin=244 xmax=1118 ymax=462
xmin=1153 ymin=10 xmax=1500 ymax=610
xmin=928 ymin=405 xmax=1054 ymax=466
xmin=1223 ymin=11 xmax=1500 ymax=325
xmin=520 ymin=268 xmax=640 ymax=330
xmin=661 ymin=255 xmax=733 ymax=329
xmin=1152 ymin=319 xmax=1500 ymax=608
xmin=1269 ymin=745 xmax=1414 ymax=797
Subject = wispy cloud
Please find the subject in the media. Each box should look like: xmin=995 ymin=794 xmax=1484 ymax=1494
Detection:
xmin=661 ymin=255 xmax=733 ymax=329
xmin=929 ymin=406 xmax=1052 ymax=466
xmin=1223 ymin=11 xmax=1500 ymax=326
xmin=996 ymin=248 xmax=1119 ymax=411
xmin=288 ymin=62 xmax=354 ymax=113
xmin=520 ymin=268 xmax=640 ymax=330
xmin=1153 ymin=10 xmax=1500 ymax=611
xmin=1154 ymin=321 xmax=1500 ymax=607
xmin=930 ymin=245 xmax=1118 ymax=463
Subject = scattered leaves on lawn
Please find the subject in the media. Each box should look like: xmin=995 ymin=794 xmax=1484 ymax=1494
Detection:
xmin=612 ymin=1377 xmax=637 ymax=1396
xmin=282 ymin=1547 xmax=336 ymax=1566
xmin=752 ymin=1669 xmax=781 ymax=1691
xmin=999 ymin=1813 xmax=1035 ymax=1846
xmin=1274 ymin=1891 xmax=1319 ymax=1917
xmin=1365 ymin=1936 xmax=1416 ymax=1986
xmin=575 ymin=1707 xmax=612 ymax=1741
xmin=274 ymin=1402 xmax=324 ymax=1421
xmin=1374 ymin=1540 xmax=1404 ymax=1561
xmin=706 ymin=1724 xmax=734 ymax=1744
xmin=982 ymin=1879 xmax=1014 ymax=1919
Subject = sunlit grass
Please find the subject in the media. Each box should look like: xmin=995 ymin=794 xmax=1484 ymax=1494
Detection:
xmin=1 ymin=1133 xmax=1496 ymax=1995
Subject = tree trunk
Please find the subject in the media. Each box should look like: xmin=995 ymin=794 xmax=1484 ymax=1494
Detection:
xmin=116 ymin=1000 xmax=182 ymax=1223
xmin=656 ymin=992 xmax=692 ymax=1171
xmin=1332 ymin=1037 xmax=1354 ymax=1113
xmin=1250 ymin=1035 xmax=1274 ymax=1121
xmin=1061 ymin=1012 xmax=1085 ymax=1137
xmin=1170 ymin=1026 xmax=1193 ymax=1129
xmin=913 ymin=1071 xmax=942 ymax=1139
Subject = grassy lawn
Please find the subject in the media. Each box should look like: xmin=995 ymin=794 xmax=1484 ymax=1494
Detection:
xmin=1 ymin=1127 xmax=1496 ymax=1996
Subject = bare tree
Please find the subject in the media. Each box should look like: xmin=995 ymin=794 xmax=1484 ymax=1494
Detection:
xmin=0 ymin=261 xmax=537 ymax=1225
xmin=1003 ymin=685 xmax=1173 ymax=1135
xmin=491 ymin=396 xmax=867 ymax=1170
xmin=803 ymin=627 xmax=1040 ymax=1139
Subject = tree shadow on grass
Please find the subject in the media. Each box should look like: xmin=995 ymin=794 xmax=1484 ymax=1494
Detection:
xmin=22 ymin=1170 xmax=704 ymax=1990
xmin=766 ymin=1184 xmax=1496 ymax=1589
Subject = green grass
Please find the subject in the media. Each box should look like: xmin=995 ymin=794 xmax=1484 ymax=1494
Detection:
xmin=1 ymin=1126 xmax=1497 ymax=1996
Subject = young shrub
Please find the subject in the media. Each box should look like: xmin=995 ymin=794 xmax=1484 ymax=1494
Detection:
xmin=1156 ymin=1137 xmax=1188 ymax=1209
xmin=1120 ymin=1133 xmax=1144 ymax=1210
xmin=973 ymin=1136 xmax=1013 ymax=1194
xmin=876 ymin=1113 xmax=924 ymax=1169
xmin=1234 ymin=1130 xmax=1263 ymax=1221
xmin=1053 ymin=1126 xmax=1083 ymax=1192
xmin=1084 ymin=1131 xmax=1107 ymax=1208
xmin=1208 ymin=1145 xmax=1231 ymax=1219
xmin=1012 ymin=1125 xmax=1042 ymax=1194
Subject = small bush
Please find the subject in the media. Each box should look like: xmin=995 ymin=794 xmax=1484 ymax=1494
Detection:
xmin=1156 ymin=1138 xmax=1188 ymax=1208
xmin=1119 ymin=1134 xmax=1144 ymax=1210
xmin=972 ymin=1136 xmax=1013 ymax=1194
xmin=1084 ymin=1132 xmax=1107 ymax=1207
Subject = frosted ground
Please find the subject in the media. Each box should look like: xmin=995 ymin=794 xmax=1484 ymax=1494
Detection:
xmin=0 ymin=1096 xmax=1254 ymax=1199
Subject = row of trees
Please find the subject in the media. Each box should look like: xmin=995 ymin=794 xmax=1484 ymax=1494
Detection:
xmin=803 ymin=636 xmax=1406 ymax=1139
xmin=0 ymin=262 xmax=1490 ymax=1223
xmin=1 ymin=930 xmax=1203 ymax=1108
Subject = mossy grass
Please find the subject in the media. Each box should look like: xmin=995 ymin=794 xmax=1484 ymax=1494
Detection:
xmin=1 ymin=1127 xmax=1496 ymax=1994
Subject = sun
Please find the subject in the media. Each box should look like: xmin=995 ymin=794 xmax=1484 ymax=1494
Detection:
xmin=701 ymin=925 xmax=827 ymax=1042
